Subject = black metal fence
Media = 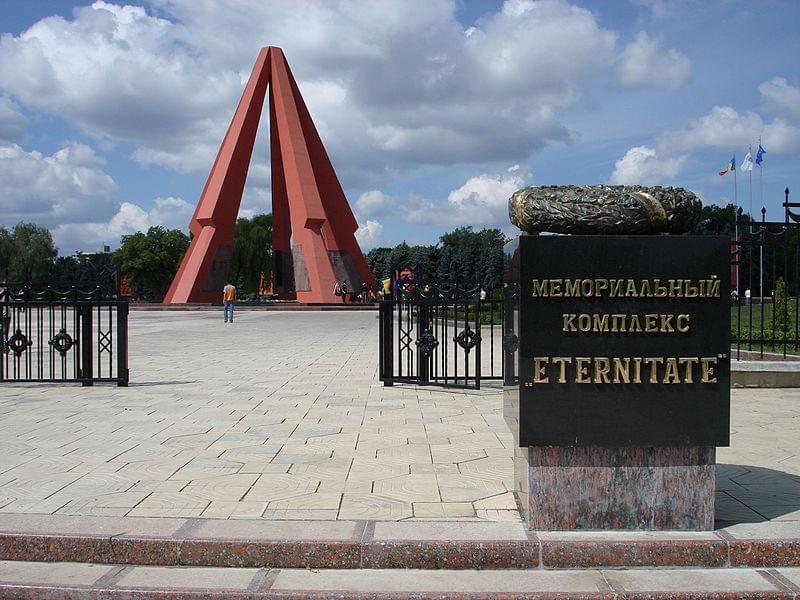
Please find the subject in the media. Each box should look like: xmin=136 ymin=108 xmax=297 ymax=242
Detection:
xmin=731 ymin=190 xmax=800 ymax=360
xmin=379 ymin=281 xmax=503 ymax=389
xmin=0 ymin=284 xmax=128 ymax=386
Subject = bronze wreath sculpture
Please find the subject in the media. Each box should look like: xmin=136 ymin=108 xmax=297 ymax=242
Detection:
xmin=508 ymin=185 xmax=702 ymax=235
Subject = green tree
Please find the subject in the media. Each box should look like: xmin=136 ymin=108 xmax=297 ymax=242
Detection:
xmin=365 ymin=226 xmax=508 ymax=291
xmin=366 ymin=247 xmax=392 ymax=280
xmin=691 ymin=203 xmax=751 ymax=236
xmin=113 ymin=226 xmax=189 ymax=301
xmin=1 ymin=222 xmax=57 ymax=280
xmin=774 ymin=277 xmax=791 ymax=335
xmin=0 ymin=227 xmax=12 ymax=277
xmin=388 ymin=242 xmax=411 ymax=275
xmin=439 ymin=226 xmax=507 ymax=286
xmin=53 ymin=251 xmax=114 ymax=283
xmin=231 ymin=213 xmax=273 ymax=295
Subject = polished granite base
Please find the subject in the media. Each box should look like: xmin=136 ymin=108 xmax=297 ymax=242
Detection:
xmin=519 ymin=446 xmax=715 ymax=531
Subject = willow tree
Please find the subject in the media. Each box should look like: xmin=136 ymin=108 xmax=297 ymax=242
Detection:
xmin=232 ymin=214 xmax=273 ymax=295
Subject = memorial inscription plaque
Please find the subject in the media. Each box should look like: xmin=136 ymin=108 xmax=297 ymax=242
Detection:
xmin=517 ymin=234 xmax=730 ymax=448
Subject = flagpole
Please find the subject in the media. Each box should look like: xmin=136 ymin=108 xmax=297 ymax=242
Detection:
xmin=748 ymin=145 xmax=753 ymax=221
xmin=734 ymin=160 xmax=740 ymax=294
xmin=758 ymin=136 xmax=763 ymax=210
xmin=747 ymin=144 xmax=763 ymax=302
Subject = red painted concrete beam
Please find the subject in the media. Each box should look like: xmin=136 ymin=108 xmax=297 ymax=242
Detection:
xmin=164 ymin=47 xmax=373 ymax=304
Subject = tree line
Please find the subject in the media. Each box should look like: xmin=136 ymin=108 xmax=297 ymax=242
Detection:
xmin=366 ymin=226 xmax=507 ymax=292
xmin=0 ymin=215 xmax=273 ymax=302
xmin=0 ymin=203 xmax=759 ymax=301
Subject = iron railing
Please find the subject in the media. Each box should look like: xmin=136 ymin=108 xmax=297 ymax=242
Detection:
xmin=731 ymin=189 xmax=800 ymax=360
xmin=379 ymin=281 xmax=503 ymax=389
xmin=0 ymin=284 xmax=128 ymax=386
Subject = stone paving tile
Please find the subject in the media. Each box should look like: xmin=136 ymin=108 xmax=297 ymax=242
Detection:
xmin=0 ymin=560 xmax=113 ymax=586
xmin=412 ymin=502 xmax=475 ymax=518
xmin=272 ymin=568 xmax=605 ymax=593
xmin=126 ymin=492 xmax=211 ymax=518
xmin=338 ymin=493 xmax=413 ymax=520
xmin=603 ymin=568 xmax=776 ymax=592
xmin=777 ymin=568 xmax=800 ymax=587
xmin=0 ymin=312 xmax=799 ymax=525
xmin=373 ymin=474 xmax=440 ymax=503
xmin=118 ymin=565 xmax=258 ymax=590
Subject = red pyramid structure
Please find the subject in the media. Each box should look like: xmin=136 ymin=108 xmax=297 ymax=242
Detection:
xmin=164 ymin=47 xmax=374 ymax=304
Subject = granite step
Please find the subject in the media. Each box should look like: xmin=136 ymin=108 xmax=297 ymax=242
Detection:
xmin=0 ymin=514 xmax=798 ymax=571
xmin=1 ymin=561 xmax=799 ymax=598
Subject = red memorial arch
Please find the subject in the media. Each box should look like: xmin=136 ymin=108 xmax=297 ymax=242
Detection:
xmin=164 ymin=46 xmax=374 ymax=304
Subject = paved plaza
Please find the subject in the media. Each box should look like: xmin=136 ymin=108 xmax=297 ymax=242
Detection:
xmin=0 ymin=310 xmax=798 ymax=524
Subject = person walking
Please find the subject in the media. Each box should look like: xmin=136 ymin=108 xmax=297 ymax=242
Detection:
xmin=222 ymin=280 xmax=237 ymax=323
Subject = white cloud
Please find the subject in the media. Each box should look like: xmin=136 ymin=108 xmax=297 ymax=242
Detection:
xmin=659 ymin=106 xmax=765 ymax=152
xmin=759 ymin=77 xmax=800 ymax=122
xmin=655 ymin=78 xmax=800 ymax=156
xmin=0 ymin=95 xmax=25 ymax=141
xmin=355 ymin=190 xmax=394 ymax=217
xmin=401 ymin=164 xmax=532 ymax=228
xmin=147 ymin=196 xmax=194 ymax=231
xmin=609 ymin=145 xmax=686 ymax=185
xmin=0 ymin=141 xmax=117 ymax=225
xmin=51 ymin=196 xmax=193 ymax=253
xmin=354 ymin=219 xmax=383 ymax=250
xmin=0 ymin=135 xmax=194 ymax=252
xmin=659 ymin=103 xmax=800 ymax=157
xmin=445 ymin=165 xmax=532 ymax=226
xmin=0 ymin=0 xmax=619 ymax=179
xmin=610 ymin=77 xmax=800 ymax=185
xmin=616 ymin=31 xmax=691 ymax=90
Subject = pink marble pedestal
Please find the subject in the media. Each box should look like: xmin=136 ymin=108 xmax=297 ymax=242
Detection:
xmin=515 ymin=446 xmax=715 ymax=531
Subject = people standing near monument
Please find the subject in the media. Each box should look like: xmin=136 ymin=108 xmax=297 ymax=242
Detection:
xmin=361 ymin=281 xmax=369 ymax=304
xmin=222 ymin=280 xmax=236 ymax=323
xmin=333 ymin=281 xmax=349 ymax=303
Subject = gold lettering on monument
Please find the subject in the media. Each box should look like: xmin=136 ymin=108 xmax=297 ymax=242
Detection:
xmin=529 ymin=273 xmax=723 ymax=387
xmin=560 ymin=313 xmax=692 ymax=334
xmin=531 ymin=356 xmax=720 ymax=385
xmin=531 ymin=277 xmax=721 ymax=299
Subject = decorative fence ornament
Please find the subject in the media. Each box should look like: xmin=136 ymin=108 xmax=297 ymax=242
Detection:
xmin=415 ymin=328 xmax=439 ymax=357
xmin=49 ymin=328 xmax=75 ymax=356
xmin=7 ymin=329 xmax=32 ymax=357
xmin=454 ymin=326 xmax=480 ymax=353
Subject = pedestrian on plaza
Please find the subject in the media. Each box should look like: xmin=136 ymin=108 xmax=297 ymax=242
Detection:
xmin=340 ymin=280 xmax=349 ymax=303
xmin=361 ymin=281 xmax=369 ymax=304
xmin=222 ymin=279 xmax=237 ymax=323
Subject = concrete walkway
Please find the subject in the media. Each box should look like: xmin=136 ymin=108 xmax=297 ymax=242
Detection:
xmin=0 ymin=311 xmax=797 ymax=525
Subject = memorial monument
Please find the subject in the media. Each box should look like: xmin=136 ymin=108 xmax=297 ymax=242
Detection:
xmin=164 ymin=47 xmax=374 ymax=304
xmin=504 ymin=185 xmax=730 ymax=530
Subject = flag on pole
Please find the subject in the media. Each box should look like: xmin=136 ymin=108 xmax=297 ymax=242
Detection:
xmin=755 ymin=144 xmax=766 ymax=165
xmin=719 ymin=155 xmax=735 ymax=176
xmin=741 ymin=151 xmax=754 ymax=172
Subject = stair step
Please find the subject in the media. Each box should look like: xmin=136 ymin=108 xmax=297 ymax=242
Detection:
xmin=0 ymin=515 xmax=799 ymax=571
xmin=1 ymin=561 xmax=799 ymax=598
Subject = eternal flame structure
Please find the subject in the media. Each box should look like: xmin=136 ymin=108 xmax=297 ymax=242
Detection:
xmin=164 ymin=46 xmax=374 ymax=304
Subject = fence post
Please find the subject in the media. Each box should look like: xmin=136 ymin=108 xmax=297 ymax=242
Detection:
xmin=80 ymin=303 xmax=93 ymax=386
xmin=379 ymin=302 xmax=394 ymax=386
xmin=417 ymin=303 xmax=430 ymax=385
xmin=117 ymin=302 xmax=129 ymax=386
xmin=474 ymin=300 xmax=481 ymax=390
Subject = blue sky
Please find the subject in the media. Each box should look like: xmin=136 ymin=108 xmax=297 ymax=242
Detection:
xmin=0 ymin=0 xmax=797 ymax=253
